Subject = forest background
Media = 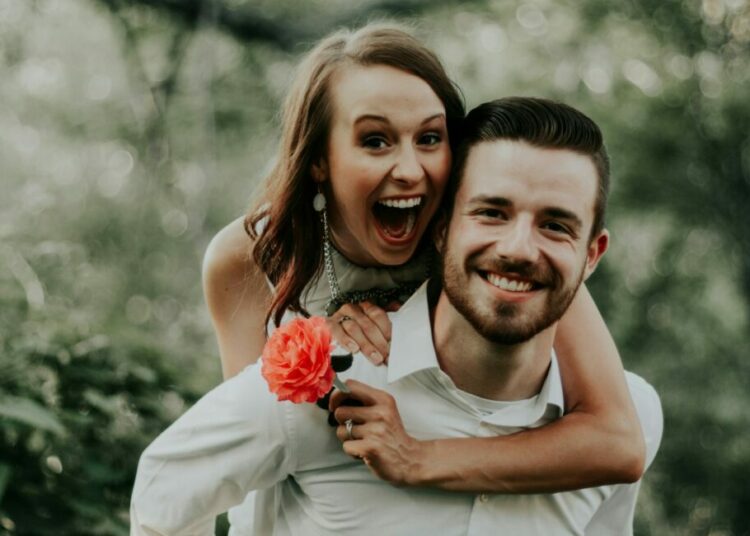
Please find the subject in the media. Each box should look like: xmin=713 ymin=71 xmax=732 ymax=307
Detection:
xmin=1 ymin=0 xmax=749 ymax=534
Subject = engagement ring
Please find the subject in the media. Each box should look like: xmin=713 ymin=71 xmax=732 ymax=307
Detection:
xmin=345 ymin=418 xmax=354 ymax=441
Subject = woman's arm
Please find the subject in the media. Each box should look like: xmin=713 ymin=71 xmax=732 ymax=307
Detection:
xmin=331 ymin=285 xmax=646 ymax=493
xmin=204 ymin=218 xmax=399 ymax=378
xmin=203 ymin=216 xmax=272 ymax=380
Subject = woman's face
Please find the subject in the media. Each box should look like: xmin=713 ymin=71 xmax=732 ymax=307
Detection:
xmin=317 ymin=64 xmax=451 ymax=267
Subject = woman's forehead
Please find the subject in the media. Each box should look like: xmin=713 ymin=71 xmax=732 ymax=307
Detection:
xmin=329 ymin=64 xmax=445 ymax=125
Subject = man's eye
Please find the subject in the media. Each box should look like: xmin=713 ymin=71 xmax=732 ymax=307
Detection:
xmin=477 ymin=209 xmax=506 ymax=219
xmin=362 ymin=136 xmax=388 ymax=149
xmin=419 ymin=132 xmax=442 ymax=146
xmin=542 ymin=221 xmax=570 ymax=234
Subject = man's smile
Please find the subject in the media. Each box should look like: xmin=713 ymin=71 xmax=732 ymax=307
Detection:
xmin=483 ymin=271 xmax=536 ymax=293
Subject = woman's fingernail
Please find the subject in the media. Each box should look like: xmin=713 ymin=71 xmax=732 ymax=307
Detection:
xmin=370 ymin=351 xmax=383 ymax=364
xmin=347 ymin=342 xmax=359 ymax=353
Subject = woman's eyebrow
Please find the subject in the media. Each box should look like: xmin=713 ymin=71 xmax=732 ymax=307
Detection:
xmin=353 ymin=112 xmax=445 ymax=126
xmin=421 ymin=113 xmax=446 ymax=125
xmin=353 ymin=114 xmax=389 ymax=125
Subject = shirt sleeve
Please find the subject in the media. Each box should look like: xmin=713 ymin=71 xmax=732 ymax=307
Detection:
xmin=584 ymin=372 xmax=664 ymax=535
xmin=130 ymin=364 xmax=295 ymax=535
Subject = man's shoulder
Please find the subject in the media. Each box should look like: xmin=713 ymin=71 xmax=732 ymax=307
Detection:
xmin=624 ymin=371 xmax=663 ymax=469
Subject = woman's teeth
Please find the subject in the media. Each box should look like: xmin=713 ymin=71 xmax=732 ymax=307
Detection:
xmin=486 ymin=273 xmax=533 ymax=292
xmin=377 ymin=197 xmax=422 ymax=209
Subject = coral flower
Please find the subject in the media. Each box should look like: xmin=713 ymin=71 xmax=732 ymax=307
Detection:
xmin=261 ymin=317 xmax=336 ymax=403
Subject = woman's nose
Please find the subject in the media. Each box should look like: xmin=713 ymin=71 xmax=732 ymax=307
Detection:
xmin=390 ymin=146 xmax=424 ymax=185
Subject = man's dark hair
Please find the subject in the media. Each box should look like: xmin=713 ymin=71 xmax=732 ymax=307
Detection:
xmin=446 ymin=97 xmax=610 ymax=240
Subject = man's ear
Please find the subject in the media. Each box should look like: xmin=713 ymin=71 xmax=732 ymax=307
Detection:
xmin=583 ymin=229 xmax=609 ymax=280
xmin=432 ymin=210 xmax=449 ymax=253
xmin=311 ymin=159 xmax=328 ymax=183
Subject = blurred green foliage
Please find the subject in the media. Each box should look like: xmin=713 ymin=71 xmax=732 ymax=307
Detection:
xmin=1 ymin=0 xmax=748 ymax=534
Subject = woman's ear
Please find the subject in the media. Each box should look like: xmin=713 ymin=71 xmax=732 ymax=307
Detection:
xmin=311 ymin=159 xmax=328 ymax=183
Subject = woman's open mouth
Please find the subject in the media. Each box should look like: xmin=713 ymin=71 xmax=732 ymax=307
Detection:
xmin=372 ymin=195 xmax=425 ymax=244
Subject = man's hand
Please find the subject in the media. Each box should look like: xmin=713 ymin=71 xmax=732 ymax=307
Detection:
xmin=327 ymin=302 xmax=392 ymax=365
xmin=330 ymin=379 xmax=424 ymax=486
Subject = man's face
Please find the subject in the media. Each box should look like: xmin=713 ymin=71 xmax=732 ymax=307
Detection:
xmin=440 ymin=140 xmax=608 ymax=344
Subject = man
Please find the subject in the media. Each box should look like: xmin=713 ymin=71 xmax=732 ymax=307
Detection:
xmin=131 ymin=97 xmax=662 ymax=535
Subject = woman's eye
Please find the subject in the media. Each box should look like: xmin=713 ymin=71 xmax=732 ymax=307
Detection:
xmin=419 ymin=132 xmax=442 ymax=146
xmin=362 ymin=136 xmax=389 ymax=150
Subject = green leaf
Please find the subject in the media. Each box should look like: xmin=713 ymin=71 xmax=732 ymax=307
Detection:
xmin=0 ymin=396 xmax=66 ymax=436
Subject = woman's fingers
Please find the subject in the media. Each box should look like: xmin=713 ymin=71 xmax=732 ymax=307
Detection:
xmin=329 ymin=303 xmax=391 ymax=365
xmin=326 ymin=310 xmax=360 ymax=355
xmin=359 ymin=301 xmax=392 ymax=342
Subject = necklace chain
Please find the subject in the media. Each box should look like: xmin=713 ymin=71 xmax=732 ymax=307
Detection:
xmin=320 ymin=210 xmax=431 ymax=316
xmin=321 ymin=208 xmax=342 ymax=303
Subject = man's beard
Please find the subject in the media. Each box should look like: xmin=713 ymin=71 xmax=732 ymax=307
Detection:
xmin=441 ymin=246 xmax=585 ymax=345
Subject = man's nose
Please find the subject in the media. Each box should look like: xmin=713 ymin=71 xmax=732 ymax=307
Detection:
xmin=496 ymin=220 xmax=539 ymax=263
xmin=391 ymin=145 xmax=424 ymax=186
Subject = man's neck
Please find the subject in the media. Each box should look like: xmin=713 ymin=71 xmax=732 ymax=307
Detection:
xmin=431 ymin=290 xmax=555 ymax=402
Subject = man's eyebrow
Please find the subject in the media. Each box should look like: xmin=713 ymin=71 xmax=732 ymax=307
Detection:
xmin=353 ymin=113 xmax=445 ymax=126
xmin=467 ymin=195 xmax=513 ymax=207
xmin=542 ymin=207 xmax=583 ymax=230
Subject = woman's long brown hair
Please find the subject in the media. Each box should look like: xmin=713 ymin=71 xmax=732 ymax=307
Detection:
xmin=246 ymin=24 xmax=465 ymax=328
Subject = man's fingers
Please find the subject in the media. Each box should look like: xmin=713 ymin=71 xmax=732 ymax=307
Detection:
xmin=329 ymin=380 xmax=382 ymax=412
xmin=345 ymin=379 xmax=392 ymax=405
xmin=336 ymin=421 xmax=363 ymax=442
xmin=333 ymin=404 xmax=383 ymax=426
xmin=341 ymin=439 xmax=375 ymax=462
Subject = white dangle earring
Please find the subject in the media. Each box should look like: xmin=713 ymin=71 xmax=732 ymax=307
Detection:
xmin=313 ymin=186 xmax=342 ymax=311
xmin=313 ymin=188 xmax=326 ymax=213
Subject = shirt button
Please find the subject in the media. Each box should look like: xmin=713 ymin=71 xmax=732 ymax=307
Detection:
xmin=478 ymin=494 xmax=489 ymax=503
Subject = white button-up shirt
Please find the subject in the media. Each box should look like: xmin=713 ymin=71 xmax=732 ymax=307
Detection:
xmin=131 ymin=283 xmax=663 ymax=535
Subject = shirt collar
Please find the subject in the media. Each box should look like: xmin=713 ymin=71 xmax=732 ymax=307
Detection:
xmin=479 ymin=351 xmax=565 ymax=427
xmin=544 ymin=351 xmax=565 ymax=418
xmin=386 ymin=280 xmax=565 ymax=420
xmin=387 ymin=282 xmax=441 ymax=383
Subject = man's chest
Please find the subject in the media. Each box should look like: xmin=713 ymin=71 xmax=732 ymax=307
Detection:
xmin=286 ymin=370 xmax=618 ymax=535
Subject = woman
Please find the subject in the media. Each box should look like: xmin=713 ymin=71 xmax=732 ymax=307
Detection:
xmin=203 ymin=23 xmax=645 ymax=531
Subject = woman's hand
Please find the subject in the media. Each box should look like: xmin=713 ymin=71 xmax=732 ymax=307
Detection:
xmin=330 ymin=379 xmax=424 ymax=486
xmin=327 ymin=302 xmax=393 ymax=365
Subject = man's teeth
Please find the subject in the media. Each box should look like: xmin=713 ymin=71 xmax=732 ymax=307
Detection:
xmin=486 ymin=273 xmax=533 ymax=292
xmin=377 ymin=197 xmax=422 ymax=209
